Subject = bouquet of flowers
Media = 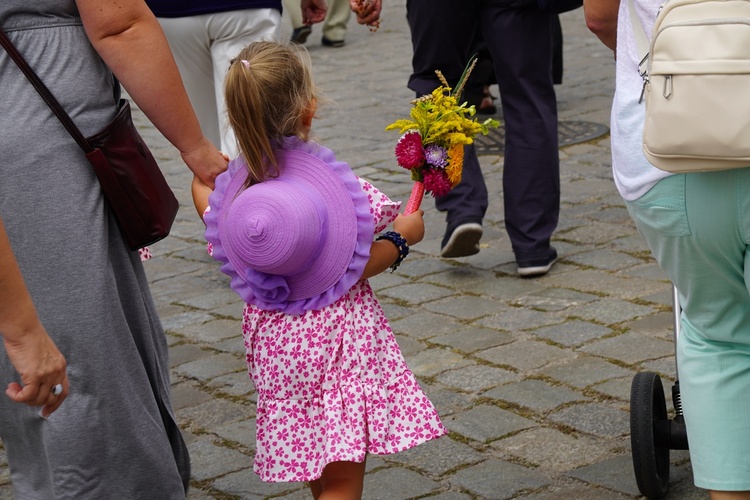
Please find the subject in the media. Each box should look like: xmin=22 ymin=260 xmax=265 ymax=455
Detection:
xmin=386 ymin=58 xmax=500 ymax=214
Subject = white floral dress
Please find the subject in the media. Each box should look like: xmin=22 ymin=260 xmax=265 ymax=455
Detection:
xmin=207 ymin=179 xmax=447 ymax=482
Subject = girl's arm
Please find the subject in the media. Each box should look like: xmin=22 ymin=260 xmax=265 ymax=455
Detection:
xmin=192 ymin=176 xmax=212 ymax=220
xmin=0 ymin=217 xmax=68 ymax=417
xmin=361 ymin=210 xmax=425 ymax=280
xmin=75 ymin=0 xmax=226 ymax=188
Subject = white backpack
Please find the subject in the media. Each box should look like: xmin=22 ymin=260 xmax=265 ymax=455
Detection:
xmin=628 ymin=0 xmax=750 ymax=172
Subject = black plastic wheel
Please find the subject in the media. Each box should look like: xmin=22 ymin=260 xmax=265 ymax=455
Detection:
xmin=630 ymin=371 xmax=670 ymax=499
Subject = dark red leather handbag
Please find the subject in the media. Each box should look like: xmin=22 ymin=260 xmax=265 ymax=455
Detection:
xmin=1 ymin=29 xmax=178 ymax=250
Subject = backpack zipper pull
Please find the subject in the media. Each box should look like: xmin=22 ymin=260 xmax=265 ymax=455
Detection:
xmin=639 ymin=77 xmax=648 ymax=104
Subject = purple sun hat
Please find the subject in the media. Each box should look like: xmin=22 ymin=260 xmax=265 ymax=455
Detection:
xmin=204 ymin=139 xmax=373 ymax=315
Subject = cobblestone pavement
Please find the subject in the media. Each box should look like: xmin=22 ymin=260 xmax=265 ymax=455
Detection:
xmin=0 ymin=2 xmax=706 ymax=499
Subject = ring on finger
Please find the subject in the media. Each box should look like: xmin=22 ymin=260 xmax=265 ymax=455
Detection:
xmin=51 ymin=384 xmax=63 ymax=396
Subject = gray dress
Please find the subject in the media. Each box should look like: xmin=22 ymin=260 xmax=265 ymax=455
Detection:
xmin=0 ymin=2 xmax=189 ymax=498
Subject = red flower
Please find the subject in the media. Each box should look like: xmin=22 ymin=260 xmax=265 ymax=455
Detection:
xmin=423 ymin=168 xmax=452 ymax=197
xmin=394 ymin=131 xmax=425 ymax=170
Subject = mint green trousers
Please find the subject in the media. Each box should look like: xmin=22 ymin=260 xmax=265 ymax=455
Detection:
xmin=627 ymin=170 xmax=750 ymax=491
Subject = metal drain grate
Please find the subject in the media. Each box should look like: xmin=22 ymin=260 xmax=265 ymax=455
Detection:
xmin=474 ymin=120 xmax=610 ymax=154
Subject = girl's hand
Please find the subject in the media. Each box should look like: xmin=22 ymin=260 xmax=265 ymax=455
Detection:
xmin=4 ymin=326 xmax=68 ymax=418
xmin=393 ymin=210 xmax=425 ymax=246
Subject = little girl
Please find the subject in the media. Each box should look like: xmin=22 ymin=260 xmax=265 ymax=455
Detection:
xmin=192 ymin=41 xmax=446 ymax=499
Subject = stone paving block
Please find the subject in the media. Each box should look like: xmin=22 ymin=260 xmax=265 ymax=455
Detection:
xmin=444 ymin=405 xmax=537 ymax=443
xmin=146 ymin=274 xmax=212 ymax=303
xmin=378 ymin=283 xmax=456 ymax=305
xmin=477 ymin=308 xmax=564 ymax=334
xmin=641 ymin=358 xmax=677 ymax=380
xmin=548 ymin=403 xmax=629 ymax=437
xmin=511 ymin=287 xmax=600 ymax=312
xmin=175 ymin=318 xmax=240 ymax=343
xmin=565 ymin=249 xmax=644 ymax=272
xmin=143 ymin=257 xmax=205 ymax=283
xmin=421 ymin=492 xmax=472 ymax=500
xmin=384 ymin=436 xmax=484 ymax=476
xmin=491 ymin=427 xmax=614 ymax=471
xmin=532 ymin=320 xmax=613 ymax=347
xmin=538 ymin=356 xmax=633 ymax=388
xmin=362 ymin=467 xmax=442 ymax=499
xmin=390 ymin=312 xmax=463 ymax=340
xmin=405 ymin=348 xmax=471 ymax=378
xmin=448 ymin=459 xmax=552 ymax=500
xmin=565 ymin=299 xmax=656 ymax=326
xmin=515 ymin=485 xmax=633 ymax=499
xmin=213 ymin=419 xmax=256 ymax=451
xmin=171 ymin=382 xmax=213 ymax=411
xmin=560 ymin=220 xmax=634 ymax=246
xmin=0 ymin=485 xmax=14 ymax=500
xmin=436 ymin=364 xmax=519 ymax=393
xmin=210 ymin=337 xmax=246 ymax=357
xmin=159 ymin=309 xmax=217 ymax=333
xmin=544 ymin=269 xmax=666 ymax=301
xmin=173 ymin=353 xmax=245 ymax=382
xmin=424 ymin=295 xmax=506 ymax=321
xmin=368 ymin=271 xmax=410 ymax=292
xmin=209 ymin=300 xmax=244 ymax=320
xmin=578 ymin=331 xmax=675 ymax=365
xmin=476 ymin=340 xmax=576 ymax=371
xmin=170 ymin=343 xmax=213 ymax=368
xmin=425 ymin=266 xmax=496 ymax=288
xmin=590 ymin=376 xmax=633 ymax=402
xmin=211 ymin=468 xmax=303 ymax=498
xmin=393 ymin=333 xmax=426 ymax=357
xmin=566 ymin=454 xmax=642 ymax=497
xmin=467 ymin=276 xmax=545 ymax=302
xmin=624 ymin=262 xmax=668 ymax=281
xmin=205 ymin=371 xmax=254 ymax=397
xmin=378 ymin=301 xmax=413 ymax=321
xmin=395 ymin=256 xmax=456 ymax=278
xmin=421 ymin=384 xmax=475 ymax=418
xmin=178 ymin=287 xmax=240 ymax=311
xmin=482 ymin=379 xmax=586 ymax=413
xmin=430 ymin=326 xmax=514 ymax=353
xmin=623 ymin=311 xmax=675 ymax=337
xmin=187 ymin=438 xmax=251 ymax=481
xmin=177 ymin=398 xmax=250 ymax=432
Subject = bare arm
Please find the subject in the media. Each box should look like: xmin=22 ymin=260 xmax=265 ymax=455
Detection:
xmin=75 ymin=0 xmax=227 ymax=188
xmin=0 ymin=218 xmax=68 ymax=417
xmin=361 ymin=210 xmax=424 ymax=280
xmin=584 ymin=0 xmax=620 ymax=52
xmin=192 ymin=176 xmax=212 ymax=219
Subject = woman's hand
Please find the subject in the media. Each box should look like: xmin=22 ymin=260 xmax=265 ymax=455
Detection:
xmin=302 ymin=0 xmax=328 ymax=24
xmin=4 ymin=326 xmax=68 ymax=418
xmin=181 ymin=138 xmax=229 ymax=190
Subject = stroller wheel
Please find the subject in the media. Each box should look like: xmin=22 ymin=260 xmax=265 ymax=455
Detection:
xmin=630 ymin=371 xmax=670 ymax=499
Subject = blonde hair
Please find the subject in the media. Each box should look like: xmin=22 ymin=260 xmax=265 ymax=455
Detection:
xmin=224 ymin=41 xmax=321 ymax=185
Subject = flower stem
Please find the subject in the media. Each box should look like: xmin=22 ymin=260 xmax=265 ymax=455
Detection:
xmin=404 ymin=181 xmax=425 ymax=215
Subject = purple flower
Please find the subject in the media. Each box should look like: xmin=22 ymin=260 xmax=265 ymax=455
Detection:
xmin=244 ymin=269 xmax=290 ymax=304
xmin=424 ymin=144 xmax=448 ymax=168
xmin=394 ymin=131 xmax=425 ymax=170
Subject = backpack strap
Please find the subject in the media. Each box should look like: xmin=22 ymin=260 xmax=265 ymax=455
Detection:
xmin=627 ymin=0 xmax=652 ymax=100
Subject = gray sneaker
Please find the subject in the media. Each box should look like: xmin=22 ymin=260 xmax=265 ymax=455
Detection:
xmin=440 ymin=222 xmax=483 ymax=258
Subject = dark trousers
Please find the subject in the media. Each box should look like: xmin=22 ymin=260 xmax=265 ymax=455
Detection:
xmin=406 ymin=0 xmax=560 ymax=259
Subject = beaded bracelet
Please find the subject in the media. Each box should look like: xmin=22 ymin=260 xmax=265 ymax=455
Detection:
xmin=376 ymin=231 xmax=409 ymax=272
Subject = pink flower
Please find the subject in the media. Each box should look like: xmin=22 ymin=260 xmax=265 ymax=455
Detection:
xmin=394 ymin=131 xmax=425 ymax=170
xmin=423 ymin=168 xmax=453 ymax=197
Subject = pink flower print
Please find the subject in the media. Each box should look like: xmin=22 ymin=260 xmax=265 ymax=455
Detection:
xmin=404 ymin=406 xmax=418 ymax=422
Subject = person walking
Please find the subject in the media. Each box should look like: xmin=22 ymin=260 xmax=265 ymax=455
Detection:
xmin=145 ymin=0 xmax=283 ymax=157
xmin=0 ymin=0 xmax=226 ymax=497
xmin=192 ymin=40 xmax=447 ymax=497
xmin=285 ymin=0 xmax=352 ymax=47
xmin=403 ymin=0 xmax=561 ymax=277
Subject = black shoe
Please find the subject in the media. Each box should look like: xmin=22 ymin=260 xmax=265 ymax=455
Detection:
xmin=321 ymin=36 xmax=345 ymax=48
xmin=291 ymin=26 xmax=312 ymax=44
xmin=517 ymin=247 xmax=558 ymax=277
xmin=440 ymin=221 xmax=483 ymax=258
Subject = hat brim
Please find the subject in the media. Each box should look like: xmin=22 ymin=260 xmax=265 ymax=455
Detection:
xmin=205 ymin=137 xmax=373 ymax=315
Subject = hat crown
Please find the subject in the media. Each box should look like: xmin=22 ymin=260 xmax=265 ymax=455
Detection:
xmin=225 ymin=179 xmax=324 ymax=276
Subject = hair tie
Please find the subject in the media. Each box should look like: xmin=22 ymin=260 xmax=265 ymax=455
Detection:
xmin=240 ymin=59 xmax=250 ymax=69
